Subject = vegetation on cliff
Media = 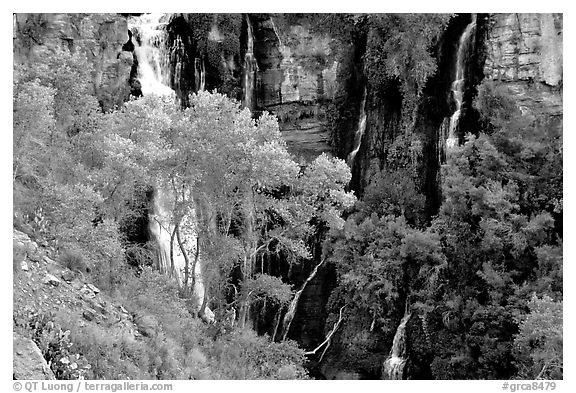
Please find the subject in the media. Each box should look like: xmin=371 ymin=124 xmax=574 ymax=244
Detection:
xmin=13 ymin=13 xmax=562 ymax=381
xmin=13 ymin=44 xmax=355 ymax=379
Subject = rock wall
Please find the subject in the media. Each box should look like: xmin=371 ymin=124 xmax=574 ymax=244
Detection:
xmin=250 ymin=15 xmax=342 ymax=161
xmin=483 ymin=13 xmax=562 ymax=122
xmin=13 ymin=13 xmax=133 ymax=111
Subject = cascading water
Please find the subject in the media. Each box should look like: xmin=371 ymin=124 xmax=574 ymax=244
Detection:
xmin=280 ymin=258 xmax=325 ymax=341
xmin=194 ymin=57 xmax=206 ymax=92
xmin=128 ymin=14 xmax=214 ymax=323
xmin=128 ymin=13 xmax=174 ymax=97
xmin=243 ymin=15 xmax=258 ymax=112
xmin=347 ymin=87 xmax=368 ymax=167
xmin=382 ymin=312 xmax=411 ymax=380
xmin=148 ymin=190 xmax=213 ymax=321
xmin=446 ymin=16 xmax=477 ymax=149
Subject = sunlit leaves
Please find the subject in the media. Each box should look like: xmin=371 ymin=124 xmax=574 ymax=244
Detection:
xmin=514 ymin=294 xmax=563 ymax=379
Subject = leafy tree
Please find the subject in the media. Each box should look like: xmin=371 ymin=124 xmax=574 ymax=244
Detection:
xmin=158 ymin=91 xmax=355 ymax=323
xmin=13 ymin=76 xmax=56 ymax=181
xmin=514 ymin=294 xmax=563 ymax=379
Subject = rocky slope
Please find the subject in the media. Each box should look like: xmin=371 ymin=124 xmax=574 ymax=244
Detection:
xmin=13 ymin=228 xmax=148 ymax=379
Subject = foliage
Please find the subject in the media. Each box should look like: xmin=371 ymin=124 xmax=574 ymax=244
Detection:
xmin=13 ymin=76 xmax=56 ymax=180
xmin=324 ymin=73 xmax=561 ymax=379
xmin=59 ymin=249 xmax=88 ymax=273
xmin=365 ymin=14 xmax=451 ymax=119
xmin=514 ymin=294 xmax=563 ymax=379
xmin=205 ymin=329 xmax=309 ymax=379
xmin=242 ymin=274 xmax=293 ymax=306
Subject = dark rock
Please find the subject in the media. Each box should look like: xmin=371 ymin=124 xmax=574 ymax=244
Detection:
xmin=13 ymin=332 xmax=55 ymax=380
xmin=83 ymin=310 xmax=95 ymax=321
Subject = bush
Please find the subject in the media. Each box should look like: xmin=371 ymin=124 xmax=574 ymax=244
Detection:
xmin=59 ymin=249 xmax=88 ymax=273
xmin=205 ymin=328 xmax=309 ymax=379
xmin=473 ymin=80 xmax=520 ymax=128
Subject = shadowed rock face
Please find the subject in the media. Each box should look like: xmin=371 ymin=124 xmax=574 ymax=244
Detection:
xmin=13 ymin=13 xmax=133 ymax=112
xmin=249 ymin=15 xmax=345 ymax=161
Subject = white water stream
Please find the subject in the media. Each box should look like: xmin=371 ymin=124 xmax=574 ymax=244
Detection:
xmin=382 ymin=313 xmax=411 ymax=379
xmin=347 ymin=87 xmax=368 ymax=167
xmin=128 ymin=14 xmax=213 ymax=322
xmin=446 ymin=16 xmax=477 ymax=149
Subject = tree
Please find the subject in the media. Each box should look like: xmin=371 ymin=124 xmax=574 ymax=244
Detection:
xmin=157 ymin=91 xmax=355 ymax=325
xmin=514 ymin=294 xmax=563 ymax=379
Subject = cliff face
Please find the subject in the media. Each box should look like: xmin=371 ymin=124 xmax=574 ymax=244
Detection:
xmin=250 ymin=15 xmax=344 ymax=162
xmin=13 ymin=13 xmax=133 ymax=112
xmin=483 ymin=13 xmax=562 ymax=123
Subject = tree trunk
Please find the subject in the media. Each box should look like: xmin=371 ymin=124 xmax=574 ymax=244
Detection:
xmin=169 ymin=224 xmax=177 ymax=279
xmin=190 ymin=237 xmax=199 ymax=292
xmin=199 ymin=281 xmax=209 ymax=319
xmin=176 ymin=223 xmax=190 ymax=294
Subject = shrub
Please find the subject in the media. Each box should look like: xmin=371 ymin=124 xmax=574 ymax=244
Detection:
xmin=59 ymin=249 xmax=88 ymax=273
xmin=205 ymin=328 xmax=309 ymax=379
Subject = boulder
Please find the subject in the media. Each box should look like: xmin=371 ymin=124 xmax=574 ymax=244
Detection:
xmin=83 ymin=310 xmax=95 ymax=321
xmin=86 ymin=283 xmax=100 ymax=294
xmin=43 ymin=274 xmax=61 ymax=287
xmin=13 ymin=332 xmax=55 ymax=380
xmin=80 ymin=286 xmax=96 ymax=299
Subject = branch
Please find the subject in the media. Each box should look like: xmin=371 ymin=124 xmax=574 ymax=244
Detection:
xmin=305 ymin=305 xmax=346 ymax=362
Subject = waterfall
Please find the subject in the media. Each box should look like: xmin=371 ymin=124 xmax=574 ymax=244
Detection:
xmin=347 ymin=87 xmax=368 ymax=167
xmin=129 ymin=14 xmax=214 ymax=323
xmin=382 ymin=312 xmax=411 ymax=380
xmin=280 ymin=258 xmax=325 ymax=341
xmin=128 ymin=13 xmax=174 ymax=96
xmin=195 ymin=57 xmax=206 ymax=92
xmin=446 ymin=16 xmax=477 ymax=149
xmin=148 ymin=188 xmax=214 ymax=323
xmin=243 ymin=15 xmax=258 ymax=112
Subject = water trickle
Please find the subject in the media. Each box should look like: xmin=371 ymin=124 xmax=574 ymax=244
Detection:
xmin=446 ymin=16 xmax=477 ymax=149
xmin=243 ymin=15 xmax=258 ymax=112
xmin=195 ymin=57 xmax=206 ymax=92
xmin=128 ymin=13 xmax=175 ymax=97
xmin=347 ymin=87 xmax=368 ymax=167
xmin=382 ymin=313 xmax=411 ymax=380
xmin=280 ymin=258 xmax=325 ymax=341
